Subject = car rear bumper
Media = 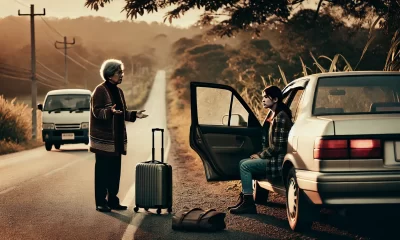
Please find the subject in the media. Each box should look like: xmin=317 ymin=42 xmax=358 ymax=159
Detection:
xmin=42 ymin=129 xmax=89 ymax=144
xmin=296 ymin=169 xmax=400 ymax=205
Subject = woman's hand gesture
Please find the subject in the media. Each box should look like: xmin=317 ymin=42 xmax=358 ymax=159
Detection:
xmin=136 ymin=110 xmax=148 ymax=119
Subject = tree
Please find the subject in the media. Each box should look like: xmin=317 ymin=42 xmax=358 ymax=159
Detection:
xmin=85 ymin=0 xmax=400 ymax=37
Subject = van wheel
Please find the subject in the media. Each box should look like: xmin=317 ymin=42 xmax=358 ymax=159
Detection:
xmin=45 ymin=143 xmax=52 ymax=151
xmin=54 ymin=144 xmax=60 ymax=150
xmin=253 ymin=180 xmax=269 ymax=205
xmin=285 ymin=168 xmax=315 ymax=232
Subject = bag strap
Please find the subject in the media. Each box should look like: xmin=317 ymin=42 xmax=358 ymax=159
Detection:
xmin=196 ymin=209 xmax=217 ymax=224
xmin=178 ymin=208 xmax=203 ymax=225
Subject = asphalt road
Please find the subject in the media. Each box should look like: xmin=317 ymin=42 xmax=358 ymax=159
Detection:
xmin=0 ymin=70 xmax=171 ymax=240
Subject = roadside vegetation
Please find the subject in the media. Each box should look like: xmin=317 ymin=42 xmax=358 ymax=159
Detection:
xmin=0 ymin=96 xmax=43 ymax=155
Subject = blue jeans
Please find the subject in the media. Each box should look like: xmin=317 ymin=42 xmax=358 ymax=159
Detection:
xmin=239 ymin=158 xmax=268 ymax=195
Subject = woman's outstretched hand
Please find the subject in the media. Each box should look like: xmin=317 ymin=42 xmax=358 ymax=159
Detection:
xmin=136 ymin=110 xmax=148 ymax=119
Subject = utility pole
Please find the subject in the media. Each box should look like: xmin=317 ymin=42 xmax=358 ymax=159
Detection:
xmin=18 ymin=4 xmax=45 ymax=140
xmin=55 ymin=37 xmax=75 ymax=86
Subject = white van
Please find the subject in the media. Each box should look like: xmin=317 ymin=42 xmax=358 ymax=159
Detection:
xmin=37 ymin=89 xmax=91 ymax=151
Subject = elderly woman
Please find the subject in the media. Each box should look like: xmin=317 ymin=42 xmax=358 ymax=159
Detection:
xmin=90 ymin=59 xmax=148 ymax=212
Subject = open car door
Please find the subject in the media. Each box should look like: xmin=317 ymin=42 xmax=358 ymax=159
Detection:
xmin=189 ymin=81 xmax=263 ymax=181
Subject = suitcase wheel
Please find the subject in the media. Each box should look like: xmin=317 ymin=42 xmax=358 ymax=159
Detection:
xmin=134 ymin=206 xmax=139 ymax=212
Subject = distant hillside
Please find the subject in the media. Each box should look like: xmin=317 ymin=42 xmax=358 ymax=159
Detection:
xmin=0 ymin=16 xmax=202 ymax=97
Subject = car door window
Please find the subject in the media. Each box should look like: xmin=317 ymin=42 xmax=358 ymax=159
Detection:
xmin=196 ymin=87 xmax=231 ymax=125
xmin=230 ymin=96 xmax=249 ymax=126
xmin=196 ymin=87 xmax=250 ymax=126
xmin=289 ymin=89 xmax=304 ymax=122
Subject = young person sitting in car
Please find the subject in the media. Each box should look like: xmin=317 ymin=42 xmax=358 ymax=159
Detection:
xmin=228 ymin=85 xmax=293 ymax=214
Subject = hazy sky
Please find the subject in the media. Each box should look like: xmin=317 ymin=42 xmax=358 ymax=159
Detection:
xmin=0 ymin=0 xmax=318 ymax=28
xmin=1 ymin=0 xmax=205 ymax=28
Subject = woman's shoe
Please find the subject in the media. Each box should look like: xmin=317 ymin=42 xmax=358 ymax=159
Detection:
xmin=229 ymin=194 xmax=257 ymax=214
xmin=96 ymin=205 xmax=111 ymax=212
xmin=109 ymin=204 xmax=128 ymax=210
xmin=227 ymin=192 xmax=244 ymax=210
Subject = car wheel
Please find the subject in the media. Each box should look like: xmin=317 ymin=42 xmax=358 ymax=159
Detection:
xmin=54 ymin=144 xmax=60 ymax=150
xmin=45 ymin=142 xmax=52 ymax=151
xmin=253 ymin=180 xmax=269 ymax=205
xmin=285 ymin=168 xmax=315 ymax=231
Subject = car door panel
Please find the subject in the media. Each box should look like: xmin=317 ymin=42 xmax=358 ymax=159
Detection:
xmin=190 ymin=82 xmax=262 ymax=181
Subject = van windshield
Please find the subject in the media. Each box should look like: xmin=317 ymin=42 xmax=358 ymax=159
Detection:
xmin=313 ymin=75 xmax=400 ymax=116
xmin=44 ymin=94 xmax=91 ymax=112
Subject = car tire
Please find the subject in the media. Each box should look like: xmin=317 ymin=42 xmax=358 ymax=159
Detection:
xmin=285 ymin=168 xmax=316 ymax=232
xmin=54 ymin=144 xmax=60 ymax=150
xmin=253 ymin=180 xmax=269 ymax=205
xmin=45 ymin=142 xmax=52 ymax=151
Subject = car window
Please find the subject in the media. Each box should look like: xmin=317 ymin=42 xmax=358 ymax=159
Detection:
xmin=230 ymin=96 xmax=249 ymax=127
xmin=288 ymin=89 xmax=304 ymax=122
xmin=44 ymin=94 xmax=91 ymax=111
xmin=294 ymin=90 xmax=305 ymax=121
xmin=197 ymin=87 xmax=230 ymax=125
xmin=313 ymin=75 xmax=400 ymax=115
xmin=196 ymin=87 xmax=249 ymax=126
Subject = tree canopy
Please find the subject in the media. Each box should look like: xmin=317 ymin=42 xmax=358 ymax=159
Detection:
xmin=85 ymin=0 xmax=400 ymax=37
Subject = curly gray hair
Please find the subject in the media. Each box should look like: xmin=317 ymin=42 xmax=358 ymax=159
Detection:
xmin=99 ymin=59 xmax=124 ymax=81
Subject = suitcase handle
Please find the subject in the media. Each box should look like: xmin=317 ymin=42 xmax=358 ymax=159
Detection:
xmin=152 ymin=128 xmax=164 ymax=163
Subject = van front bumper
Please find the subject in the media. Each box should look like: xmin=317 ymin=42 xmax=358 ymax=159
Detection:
xmin=296 ymin=170 xmax=400 ymax=205
xmin=42 ymin=129 xmax=89 ymax=144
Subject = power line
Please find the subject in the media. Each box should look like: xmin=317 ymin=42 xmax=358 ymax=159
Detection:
xmin=40 ymin=16 xmax=63 ymax=37
xmin=6 ymin=3 xmax=65 ymax=83
xmin=0 ymin=65 xmax=30 ymax=75
xmin=70 ymin=50 xmax=100 ymax=68
xmin=0 ymin=63 xmax=65 ymax=84
xmin=0 ymin=73 xmax=58 ymax=89
xmin=13 ymin=0 xmax=28 ymax=8
xmin=36 ymin=60 xmax=64 ymax=80
xmin=11 ymin=0 xmax=98 ymax=89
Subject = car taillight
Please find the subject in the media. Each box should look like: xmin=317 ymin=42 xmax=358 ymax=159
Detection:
xmin=350 ymin=139 xmax=381 ymax=158
xmin=314 ymin=139 xmax=348 ymax=159
xmin=314 ymin=138 xmax=381 ymax=159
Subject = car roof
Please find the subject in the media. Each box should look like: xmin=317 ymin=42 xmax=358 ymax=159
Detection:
xmin=47 ymin=89 xmax=91 ymax=96
xmin=284 ymin=71 xmax=400 ymax=90
xmin=309 ymin=71 xmax=400 ymax=78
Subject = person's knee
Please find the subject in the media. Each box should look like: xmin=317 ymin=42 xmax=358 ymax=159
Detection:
xmin=240 ymin=160 xmax=250 ymax=172
xmin=239 ymin=158 xmax=250 ymax=166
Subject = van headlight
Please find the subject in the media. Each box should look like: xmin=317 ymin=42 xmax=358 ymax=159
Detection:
xmin=81 ymin=122 xmax=89 ymax=129
xmin=42 ymin=123 xmax=55 ymax=129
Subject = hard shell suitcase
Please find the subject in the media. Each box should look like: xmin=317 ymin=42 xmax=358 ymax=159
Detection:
xmin=133 ymin=128 xmax=173 ymax=214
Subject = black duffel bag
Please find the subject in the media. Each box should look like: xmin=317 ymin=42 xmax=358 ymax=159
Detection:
xmin=172 ymin=208 xmax=226 ymax=232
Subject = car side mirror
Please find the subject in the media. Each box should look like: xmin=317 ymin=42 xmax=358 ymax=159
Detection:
xmin=37 ymin=103 xmax=43 ymax=111
xmin=222 ymin=114 xmax=247 ymax=127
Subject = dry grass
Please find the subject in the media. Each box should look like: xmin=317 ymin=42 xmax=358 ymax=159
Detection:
xmin=0 ymin=95 xmax=44 ymax=155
